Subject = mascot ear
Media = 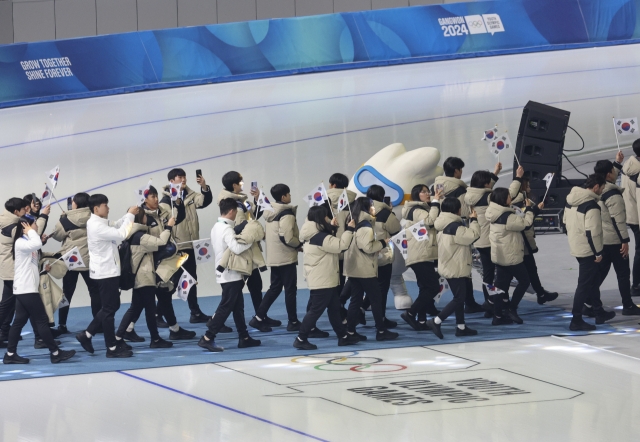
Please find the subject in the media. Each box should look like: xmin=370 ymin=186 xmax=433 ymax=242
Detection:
xmin=349 ymin=144 xmax=442 ymax=206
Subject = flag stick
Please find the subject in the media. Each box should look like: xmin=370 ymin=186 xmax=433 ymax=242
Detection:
xmin=48 ymin=189 xmax=66 ymax=213
xmin=542 ymin=174 xmax=554 ymax=202
xmin=612 ymin=117 xmax=622 ymax=152
xmin=347 ymin=199 xmax=352 ymax=218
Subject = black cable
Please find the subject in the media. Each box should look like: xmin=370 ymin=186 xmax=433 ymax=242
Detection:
xmin=564 ymin=125 xmax=585 ymax=152
xmin=562 ymin=153 xmax=589 ymax=178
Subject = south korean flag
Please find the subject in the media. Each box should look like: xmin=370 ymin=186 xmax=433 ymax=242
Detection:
xmin=193 ymin=239 xmax=212 ymax=264
xmin=489 ymin=132 xmax=512 ymax=157
xmin=390 ymin=229 xmax=408 ymax=259
xmin=483 ymin=282 xmax=505 ymax=296
xmin=409 ymin=220 xmax=429 ymax=242
xmin=435 ymin=277 xmax=450 ymax=303
xmin=177 ymin=269 xmax=197 ymax=301
xmin=337 ymin=189 xmax=350 ymax=212
xmin=257 ymin=189 xmax=273 ymax=212
xmin=61 ymin=246 xmax=85 ymax=270
xmin=615 ymin=118 xmax=639 ymax=136
xmin=304 ymin=183 xmax=329 ymax=208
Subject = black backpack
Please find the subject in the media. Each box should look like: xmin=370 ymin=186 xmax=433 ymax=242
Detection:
xmin=118 ymin=232 xmax=144 ymax=291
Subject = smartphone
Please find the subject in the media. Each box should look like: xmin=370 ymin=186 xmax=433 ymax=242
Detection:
xmin=435 ymin=184 xmax=444 ymax=193
xmin=383 ymin=196 xmax=391 ymax=205
xmin=67 ymin=197 xmax=73 ymax=210
xmin=251 ymin=181 xmax=258 ymax=191
xmin=196 ymin=169 xmax=202 ymax=178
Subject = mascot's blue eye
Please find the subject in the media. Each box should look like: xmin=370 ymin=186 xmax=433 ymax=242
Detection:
xmin=353 ymin=165 xmax=405 ymax=206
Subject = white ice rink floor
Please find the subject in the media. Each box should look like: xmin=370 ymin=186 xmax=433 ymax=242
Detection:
xmin=2 ymin=43 xmax=640 ymax=440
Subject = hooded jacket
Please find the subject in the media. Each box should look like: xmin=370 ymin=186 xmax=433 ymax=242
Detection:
xmin=343 ymin=213 xmax=387 ymax=278
xmin=465 ymin=178 xmax=522 ymax=249
xmin=216 ymin=189 xmax=261 ymax=224
xmin=435 ymin=212 xmax=481 ymax=279
xmin=299 ymin=220 xmax=354 ymax=290
xmin=217 ymin=220 xmax=266 ymax=276
xmin=485 ymin=202 xmax=537 ymax=266
xmin=49 ymin=207 xmax=91 ymax=271
xmin=263 ymin=202 xmax=301 ymax=267
xmin=401 ymin=201 xmax=440 ymax=266
xmin=87 ymin=213 xmax=134 ymax=280
xmin=159 ymin=184 xmax=212 ymax=251
xmin=434 ymin=176 xmax=470 ymax=218
xmin=371 ymin=200 xmax=402 ymax=267
xmin=622 ymin=156 xmax=640 ymax=225
xmin=38 ymin=254 xmax=68 ymax=323
xmin=563 ymin=187 xmax=603 ymax=258
xmin=511 ymin=192 xmax=538 ymax=255
xmin=0 ymin=211 xmax=47 ymax=281
xmin=126 ymin=223 xmax=172 ymax=289
xmin=212 ymin=217 xmax=252 ymax=284
xmin=326 ymin=187 xmax=357 ymax=260
xmin=599 ymin=181 xmax=629 ymax=246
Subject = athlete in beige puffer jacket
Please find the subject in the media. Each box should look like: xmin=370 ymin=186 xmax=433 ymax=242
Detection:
xmin=263 ymin=202 xmax=301 ymax=267
xmin=620 ymin=148 xmax=640 ymax=294
xmin=49 ymin=207 xmax=91 ymax=271
xmin=401 ymin=200 xmax=440 ymax=266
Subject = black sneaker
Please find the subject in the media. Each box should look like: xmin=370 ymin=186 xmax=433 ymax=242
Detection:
xmin=249 ymin=317 xmax=273 ymax=333
xmin=57 ymin=325 xmax=69 ymax=334
xmin=107 ymin=346 xmax=133 ymax=358
xmin=190 ymin=312 xmax=210 ymax=324
xmin=537 ymin=290 xmax=559 ymax=305
xmin=632 ymin=285 xmax=640 ymax=297
xmin=418 ymin=321 xmax=428 ymax=331
xmin=376 ymin=329 xmax=399 ymax=341
xmin=116 ymin=339 xmax=132 ymax=351
xmin=338 ymin=334 xmax=360 ymax=346
xmin=622 ymin=304 xmax=640 ymax=316
xmin=123 ymin=330 xmax=145 ymax=342
xmin=455 ymin=326 xmax=478 ymax=337
xmin=34 ymin=339 xmax=61 ymax=349
xmin=50 ymin=328 xmax=64 ymax=338
xmin=491 ymin=316 xmax=514 ymax=326
xmin=426 ymin=319 xmax=444 ymax=339
xmin=3 ymin=353 xmax=29 ymax=364
xmin=150 ymin=338 xmax=173 ymax=349
xmin=595 ymin=309 xmax=616 ymax=324
xmin=75 ymin=331 xmax=94 ymax=354
xmin=464 ymin=303 xmax=485 ymax=314
xmin=156 ymin=316 xmax=169 ymax=329
xmin=238 ymin=336 xmax=261 ymax=348
xmin=348 ymin=331 xmax=368 ymax=342
xmin=582 ymin=305 xmax=596 ymax=318
xmin=169 ymin=327 xmax=197 ymax=340
xmin=358 ymin=310 xmax=367 ymax=326
xmin=263 ymin=316 xmax=282 ymax=327
xmin=293 ymin=337 xmax=317 ymax=350
xmin=570 ymin=318 xmax=596 ymax=331
xmin=507 ymin=308 xmax=524 ymax=325
xmin=50 ymin=349 xmax=76 ymax=364
xmin=197 ymin=336 xmax=223 ymax=352
xmin=287 ymin=321 xmax=301 ymax=332
xmin=383 ymin=318 xmax=397 ymax=329
xmin=308 ymin=328 xmax=330 ymax=339
xmin=401 ymin=312 xmax=421 ymax=331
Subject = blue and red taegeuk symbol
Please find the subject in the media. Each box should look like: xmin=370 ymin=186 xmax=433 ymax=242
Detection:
xmin=171 ymin=187 xmax=179 ymax=197
xmin=69 ymin=255 xmax=78 ymax=263
xmin=313 ymin=192 xmax=323 ymax=202
xmin=622 ymin=122 xmax=631 ymax=131
xmin=485 ymin=130 xmax=495 ymax=140
xmin=143 ymin=188 xmax=150 ymax=198
xmin=496 ymin=140 xmax=505 ymax=150
xmin=181 ymin=280 xmax=189 ymax=289
xmin=198 ymin=247 xmax=208 ymax=256
xmin=42 ymin=190 xmax=50 ymax=199
xmin=401 ymin=239 xmax=408 ymax=248
xmin=53 ymin=173 xmax=59 ymax=182
xmin=418 ymin=228 xmax=427 ymax=237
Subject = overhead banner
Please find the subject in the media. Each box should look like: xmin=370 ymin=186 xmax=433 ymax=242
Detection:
xmin=1 ymin=0 xmax=639 ymax=108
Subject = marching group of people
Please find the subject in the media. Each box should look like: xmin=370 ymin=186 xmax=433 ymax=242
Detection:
xmin=1 ymin=143 xmax=640 ymax=364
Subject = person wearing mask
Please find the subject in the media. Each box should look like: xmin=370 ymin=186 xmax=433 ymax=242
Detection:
xmin=197 ymin=198 xmax=261 ymax=352
xmin=344 ymin=197 xmax=398 ymax=341
xmin=428 ymin=198 xmax=481 ymax=338
xmin=622 ymin=139 xmax=640 ymax=296
xmin=3 ymin=215 xmax=75 ymax=364
xmin=75 ymin=195 xmax=137 ymax=358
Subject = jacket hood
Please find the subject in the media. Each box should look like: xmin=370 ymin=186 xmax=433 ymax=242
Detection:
xmin=299 ymin=220 xmax=322 ymax=242
xmin=401 ymin=201 xmax=429 ymax=217
xmin=434 ymin=212 xmax=463 ymax=231
xmin=511 ymin=192 xmax=525 ymax=205
xmin=357 ymin=212 xmax=375 ymax=224
xmin=263 ymin=202 xmax=297 ymax=222
xmin=0 ymin=210 xmax=19 ymax=226
xmin=127 ymin=222 xmax=148 ymax=239
xmin=465 ymin=187 xmax=491 ymax=206
xmin=217 ymin=189 xmax=248 ymax=204
xmin=485 ymin=202 xmax=513 ymax=223
xmin=326 ymin=188 xmax=356 ymax=209
xmin=372 ymin=200 xmax=392 ymax=214
xmin=64 ymin=207 xmax=91 ymax=227
xmin=566 ymin=187 xmax=600 ymax=206
xmin=604 ymin=181 xmax=624 ymax=195
xmin=162 ymin=184 xmax=193 ymax=196
xmin=434 ymin=176 xmax=467 ymax=194
xmin=623 ymin=156 xmax=640 ymax=176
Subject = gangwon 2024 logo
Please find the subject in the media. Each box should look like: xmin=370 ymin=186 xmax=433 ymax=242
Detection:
xmin=438 ymin=14 xmax=505 ymax=37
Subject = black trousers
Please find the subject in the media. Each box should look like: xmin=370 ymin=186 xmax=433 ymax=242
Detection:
xmin=573 ymin=256 xmax=603 ymax=317
xmin=347 ymin=277 xmax=385 ymax=332
xmin=58 ymin=270 xmax=102 ymax=326
xmin=438 ymin=277 xmax=472 ymax=324
xmin=116 ymin=286 xmax=160 ymax=340
xmin=205 ymin=280 xmax=247 ymax=339
xmin=362 ymin=264 xmax=393 ymax=316
xmin=596 ymin=244 xmax=632 ymax=306
xmin=86 ymin=277 xmax=121 ymax=348
xmin=522 ymin=254 xmax=544 ymax=294
xmin=494 ymin=262 xmax=530 ymax=309
xmin=246 ymin=268 xmax=263 ymax=314
xmin=256 ymin=263 xmax=298 ymax=322
xmin=477 ymin=247 xmax=495 ymax=301
xmin=155 ymin=286 xmax=178 ymax=327
xmin=0 ymin=281 xmax=39 ymax=337
xmin=182 ymin=249 xmax=201 ymax=314
xmin=7 ymin=293 xmax=59 ymax=353
xmin=339 ymin=260 xmax=351 ymax=306
xmin=628 ymin=224 xmax=640 ymax=286
xmin=299 ymin=287 xmax=346 ymax=340
xmin=408 ymin=261 xmax=440 ymax=321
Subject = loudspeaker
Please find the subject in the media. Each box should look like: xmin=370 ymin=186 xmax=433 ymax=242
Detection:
xmin=517 ymin=101 xmax=571 ymax=143
xmin=515 ymin=136 xmax=564 ymax=166
xmin=522 ymin=164 xmax=561 ymax=188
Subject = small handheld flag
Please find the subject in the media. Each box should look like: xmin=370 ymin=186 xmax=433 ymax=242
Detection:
xmin=177 ymin=268 xmax=197 ymax=301
xmin=304 ymin=183 xmax=330 ymax=208
xmin=61 ymin=246 xmax=86 ymax=270
xmin=542 ymin=172 xmax=555 ymax=202
xmin=257 ymin=189 xmax=273 ymax=212
xmin=489 ymin=131 xmax=512 ymax=158
xmin=435 ymin=277 xmax=450 ymax=302
xmin=481 ymin=125 xmax=499 ymax=142
xmin=390 ymin=229 xmax=408 ymax=259
xmin=42 ymin=184 xmax=53 ymax=207
xmin=136 ymin=179 xmax=153 ymax=206
xmin=614 ymin=118 xmax=638 ymax=136
xmin=483 ymin=283 xmax=505 ymax=296
xmin=336 ymin=188 xmax=352 ymax=217
xmin=169 ymin=182 xmax=182 ymax=202
xmin=409 ymin=220 xmax=429 ymax=242
xmin=193 ymin=239 xmax=213 ymax=264
xmin=47 ymin=165 xmax=60 ymax=189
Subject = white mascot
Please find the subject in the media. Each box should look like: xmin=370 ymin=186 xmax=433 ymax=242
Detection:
xmin=348 ymin=143 xmax=442 ymax=309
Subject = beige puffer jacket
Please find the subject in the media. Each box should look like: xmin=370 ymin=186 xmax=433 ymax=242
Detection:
xmin=622 ymin=156 xmax=640 ymax=225
xmin=563 ymin=187 xmax=603 ymax=258
xmin=511 ymin=192 xmax=538 ymax=255
xmin=343 ymin=213 xmax=386 ymax=278
xmin=371 ymin=200 xmax=402 ymax=267
xmin=434 ymin=176 xmax=469 ymax=218
xmin=264 ymin=202 xmax=301 ymax=267
xmin=327 ymin=188 xmax=357 ymax=260
xmin=300 ymin=220 xmax=354 ymax=289
xmin=217 ymin=189 xmax=257 ymax=224
xmin=217 ymin=220 xmax=266 ymax=276
xmin=486 ymin=202 xmax=536 ymax=266
xmin=127 ymin=223 xmax=172 ymax=289
xmin=599 ymin=181 xmax=629 ymax=246
xmin=0 ymin=211 xmax=47 ymax=280
xmin=141 ymin=205 xmax=185 ymax=288
xmin=465 ymin=178 xmax=522 ymax=249
xmin=435 ymin=212 xmax=481 ymax=279
xmin=159 ymin=184 xmax=212 ymax=251
xmin=401 ymin=201 xmax=440 ymax=266
xmin=38 ymin=254 xmax=68 ymax=323
xmin=49 ymin=207 xmax=91 ymax=271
